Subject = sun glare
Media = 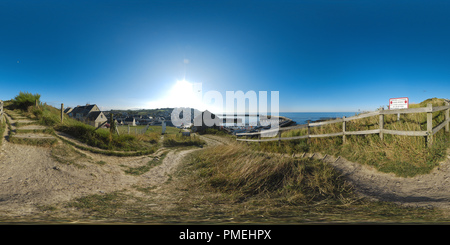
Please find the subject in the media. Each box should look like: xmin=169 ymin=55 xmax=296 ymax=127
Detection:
xmin=147 ymin=79 xmax=203 ymax=110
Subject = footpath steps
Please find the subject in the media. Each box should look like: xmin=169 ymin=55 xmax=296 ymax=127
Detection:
xmin=4 ymin=110 xmax=57 ymax=147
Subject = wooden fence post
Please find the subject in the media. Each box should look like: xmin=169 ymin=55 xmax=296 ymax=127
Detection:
xmin=342 ymin=116 xmax=346 ymax=144
xmin=61 ymin=103 xmax=64 ymax=123
xmin=445 ymin=101 xmax=449 ymax=133
xmin=258 ymin=128 xmax=261 ymax=145
xmin=278 ymin=130 xmax=281 ymax=147
xmin=115 ymin=125 xmax=120 ymax=135
xmin=427 ymin=103 xmax=433 ymax=147
xmin=379 ymin=107 xmax=384 ymax=141
xmin=307 ymin=120 xmax=311 ymax=144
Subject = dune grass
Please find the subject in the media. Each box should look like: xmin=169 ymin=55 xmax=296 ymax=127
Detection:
xmin=187 ymin=143 xmax=354 ymax=204
xmin=247 ymin=98 xmax=450 ymax=177
xmin=0 ymin=117 xmax=5 ymax=144
xmin=162 ymin=133 xmax=206 ymax=147
xmin=4 ymin=99 xmax=159 ymax=152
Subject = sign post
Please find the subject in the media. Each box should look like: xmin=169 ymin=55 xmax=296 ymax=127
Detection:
xmin=389 ymin=97 xmax=409 ymax=121
xmin=162 ymin=120 xmax=166 ymax=134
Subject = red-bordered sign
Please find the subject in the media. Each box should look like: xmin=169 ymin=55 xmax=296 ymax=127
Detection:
xmin=389 ymin=97 xmax=409 ymax=110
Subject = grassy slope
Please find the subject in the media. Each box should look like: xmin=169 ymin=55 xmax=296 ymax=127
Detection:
xmin=3 ymin=97 xmax=449 ymax=223
xmin=4 ymin=102 xmax=157 ymax=152
xmin=9 ymin=101 xmax=206 ymax=152
xmin=174 ymin=143 xmax=446 ymax=223
xmin=48 ymin=141 xmax=447 ymax=223
xmin=248 ymin=98 xmax=450 ymax=177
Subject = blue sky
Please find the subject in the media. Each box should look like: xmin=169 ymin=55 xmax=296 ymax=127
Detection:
xmin=1 ymin=0 xmax=450 ymax=112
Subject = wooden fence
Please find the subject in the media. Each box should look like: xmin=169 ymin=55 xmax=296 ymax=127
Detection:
xmin=236 ymin=102 xmax=450 ymax=147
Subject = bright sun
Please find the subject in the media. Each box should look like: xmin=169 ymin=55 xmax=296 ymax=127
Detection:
xmin=170 ymin=80 xmax=195 ymax=102
xmin=147 ymin=80 xmax=203 ymax=110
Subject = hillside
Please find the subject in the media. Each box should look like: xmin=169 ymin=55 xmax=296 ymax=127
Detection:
xmin=1 ymin=95 xmax=450 ymax=224
xmin=247 ymin=98 xmax=450 ymax=177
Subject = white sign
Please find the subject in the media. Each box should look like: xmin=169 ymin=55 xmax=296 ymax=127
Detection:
xmin=389 ymin=97 xmax=409 ymax=110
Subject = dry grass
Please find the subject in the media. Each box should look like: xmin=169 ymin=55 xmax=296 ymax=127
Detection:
xmin=162 ymin=133 xmax=206 ymax=147
xmin=248 ymin=98 xmax=450 ymax=177
xmin=187 ymin=144 xmax=354 ymax=205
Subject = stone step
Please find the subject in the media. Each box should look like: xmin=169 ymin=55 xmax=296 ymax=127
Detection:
xmin=12 ymin=133 xmax=56 ymax=139
xmin=16 ymin=125 xmax=48 ymax=130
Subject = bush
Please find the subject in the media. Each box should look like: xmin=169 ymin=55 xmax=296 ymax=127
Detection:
xmin=12 ymin=92 xmax=41 ymax=110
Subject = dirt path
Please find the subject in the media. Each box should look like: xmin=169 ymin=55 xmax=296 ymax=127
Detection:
xmin=137 ymin=134 xmax=230 ymax=187
xmin=306 ymin=152 xmax=450 ymax=209
xmin=0 ymin=119 xmax=215 ymax=219
xmin=2 ymin=111 xmax=450 ymax=221
xmin=0 ymin=123 xmax=140 ymax=217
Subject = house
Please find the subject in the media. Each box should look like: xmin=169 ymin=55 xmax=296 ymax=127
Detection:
xmin=68 ymin=104 xmax=100 ymax=120
xmin=66 ymin=104 xmax=107 ymax=127
xmin=85 ymin=111 xmax=107 ymax=128
xmin=64 ymin=107 xmax=73 ymax=114
xmin=123 ymin=117 xmax=136 ymax=126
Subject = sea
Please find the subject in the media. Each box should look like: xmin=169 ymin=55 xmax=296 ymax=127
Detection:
xmin=222 ymin=112 xmax=358 ymax=128
xmin=279 ymin=112 xmax=358 ymax=125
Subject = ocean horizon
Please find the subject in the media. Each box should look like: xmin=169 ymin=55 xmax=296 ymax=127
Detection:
xmin=220 ymin=112 xmax=358 ymax=127
xmin=279 ymin=112 xmax=358 ymax=125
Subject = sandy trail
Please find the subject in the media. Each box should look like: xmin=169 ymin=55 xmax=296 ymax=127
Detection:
xmin=2 ymin=107 xmax=450 ymax=220
xmin=307 ymin=152 xmax=450 ymax=209
xmin=0 ymin=116 xmax=212 ymax=218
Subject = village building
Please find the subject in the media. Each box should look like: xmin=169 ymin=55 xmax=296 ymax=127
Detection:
xmin=123 ymin=117 xmax=136 ymax=126
xmin=85 ymin=111 xmax=107 ymax=128
xmin=66 ymin=104 xmax=108 ymax=128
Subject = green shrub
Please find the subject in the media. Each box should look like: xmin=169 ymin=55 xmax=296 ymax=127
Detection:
xmin=12 ymin=92 xmax=41 ymax=110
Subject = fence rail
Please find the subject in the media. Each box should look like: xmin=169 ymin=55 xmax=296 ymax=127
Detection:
xmin=236 ymin=102 xmax=450 ymax=147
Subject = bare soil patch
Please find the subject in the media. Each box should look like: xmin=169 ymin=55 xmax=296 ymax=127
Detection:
xmin=311 ymin=152 xmax=450 ymax=209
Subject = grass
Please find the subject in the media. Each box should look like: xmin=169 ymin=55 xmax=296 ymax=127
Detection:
xmin=162 ymin=133 xmax=206 ymax=147
xmin=4 ymin=95 xmax=202 ymax=153
xmin=0 ymin=117 xmax=5 ymax=144
xmin=186 ymin=144 xmax=353 ymax=204
xmin=15 ymin=128 xmax=54 ymax=134
xmin=8 ymin=136 xmax=58 ymax=147
xmin=246 ymin=98 xmax=450 ymax=177
xmin=50 ymin=143 xmax=90 ymax=168
xmin=122 ymin=151 xmax=168 ymax=175
xmin=2 ymin=99 xmax=162 ymax=153
xmin=51 ymin=141 xmax=448 ymax=223
xmin=55 ymin=133 xmax=157 ymax=156
xmin=116 ymin=124 xmax=180 ymax=135
xmin=172 ymin=142 xmax=449 ymax=223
